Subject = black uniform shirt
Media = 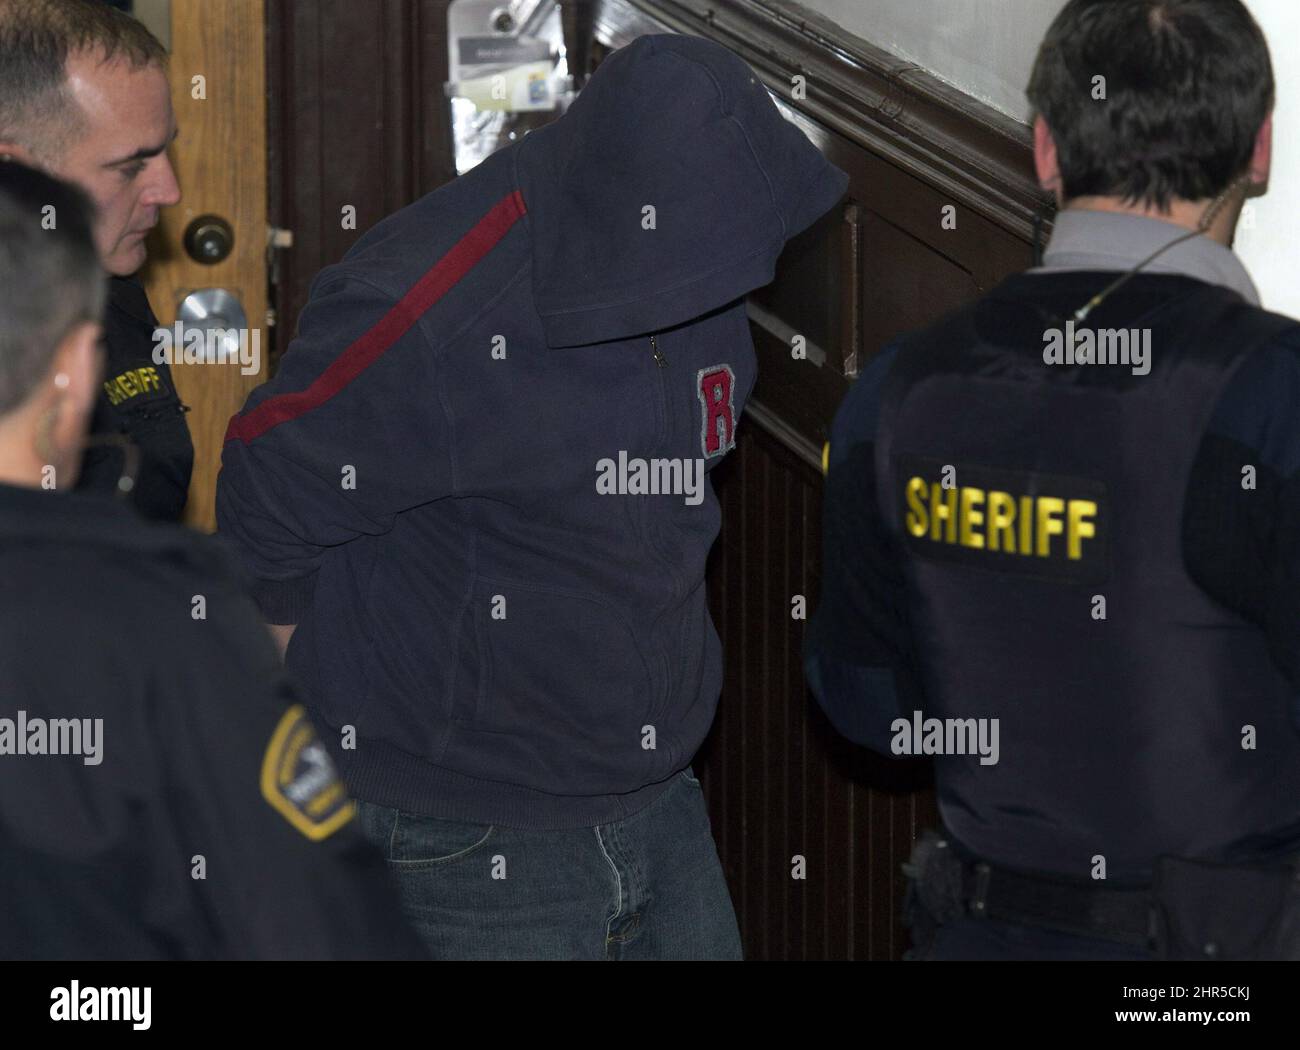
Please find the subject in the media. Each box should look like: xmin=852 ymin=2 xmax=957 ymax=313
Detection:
xmin=76 ymin=276 xmax=195 ymax=522
xmin=0 ymin=483 xmax=426 ymax=960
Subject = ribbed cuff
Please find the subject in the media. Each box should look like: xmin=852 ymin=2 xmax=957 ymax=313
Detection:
xmin=253 ymin=574 xmax=317 ymax=624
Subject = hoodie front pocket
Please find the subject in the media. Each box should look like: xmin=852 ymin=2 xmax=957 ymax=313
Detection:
xmin=470 ymin=575 xmax=656 ymax=758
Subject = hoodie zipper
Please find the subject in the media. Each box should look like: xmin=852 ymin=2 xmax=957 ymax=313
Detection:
xmin=650 ymin=334 xmax=667 ymax=368
xmin=644 ymin=333 xmax=682 ymax=775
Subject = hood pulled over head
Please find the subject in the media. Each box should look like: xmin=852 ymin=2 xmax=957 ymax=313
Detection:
xmin=515 ymin=33 xmax=849 ymax=348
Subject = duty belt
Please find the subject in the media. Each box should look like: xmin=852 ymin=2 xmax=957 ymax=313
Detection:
xmin=962 ymin=857 xmax=1154 ymax=947
xmin=904 ymin=831 xmax=1155 ymax=949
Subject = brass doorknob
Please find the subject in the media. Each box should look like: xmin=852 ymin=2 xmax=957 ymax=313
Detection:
xmin=183 ymin=214 xmax=235 ymax=265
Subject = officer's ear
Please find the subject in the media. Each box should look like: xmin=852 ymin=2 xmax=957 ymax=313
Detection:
xmin=47 ymin=321 xmax=104 ymax=462
xmin=1249 ymin=111 xmax=1273 ymax=192
xmin=1033 ymin=116 xmax=1064 ymax=206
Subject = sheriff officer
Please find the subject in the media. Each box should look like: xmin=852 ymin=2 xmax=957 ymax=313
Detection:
xmin=807 ymin=0 xmax=1300 ymax=961
xmin=0 ymin=0 xmax=193 ymax=520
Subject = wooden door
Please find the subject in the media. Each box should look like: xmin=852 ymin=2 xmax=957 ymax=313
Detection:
xmin=140 ymin=0 xmax=268 ymax=531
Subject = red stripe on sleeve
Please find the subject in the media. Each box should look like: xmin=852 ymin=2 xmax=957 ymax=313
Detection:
xmin=225 ymin=189 xmax=527 ymax=445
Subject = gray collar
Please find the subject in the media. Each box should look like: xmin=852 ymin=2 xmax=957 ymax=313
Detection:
xmin=1033 ymin=209 xmax=1260 ymax=306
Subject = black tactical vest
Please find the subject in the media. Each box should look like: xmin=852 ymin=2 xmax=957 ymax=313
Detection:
xmin=875 ymin=272 xmax=1300 ymax=883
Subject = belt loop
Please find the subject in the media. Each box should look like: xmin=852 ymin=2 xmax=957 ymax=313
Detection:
xmin=969 ymin=862 xmax=992 ymax=919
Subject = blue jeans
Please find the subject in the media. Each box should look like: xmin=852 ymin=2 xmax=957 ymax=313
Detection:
xmin=354 ymin=768 xmax=743 ymax=960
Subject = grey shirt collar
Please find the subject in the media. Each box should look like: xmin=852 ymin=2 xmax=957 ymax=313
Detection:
xmin=1033 ymin=209 xmax=1260 ymax=306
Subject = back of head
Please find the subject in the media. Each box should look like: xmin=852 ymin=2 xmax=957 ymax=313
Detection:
xmin=1027 ymin=0 xmax=1274 ymax=209
xmin=0 ymin=0 xmax=168 ymax=165
xmin=0 ymin=160 xmax=103 ymax=420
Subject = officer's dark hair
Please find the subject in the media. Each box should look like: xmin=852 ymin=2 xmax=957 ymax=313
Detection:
xmin=1026 ymin=0 xmax=1274 ymax=210
xmin=0 ymin=161 xmax=104 ymax=416
xmin=0 ymin=0 xmax=168 ymax=163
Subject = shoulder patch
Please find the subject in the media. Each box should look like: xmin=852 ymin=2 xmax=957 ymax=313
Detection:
xmin=260 ymin=704 xmax=355 ymax=840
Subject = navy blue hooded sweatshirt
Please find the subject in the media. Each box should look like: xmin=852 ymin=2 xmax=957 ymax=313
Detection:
xmin=217 ymin=34 xmax=848 ymax=828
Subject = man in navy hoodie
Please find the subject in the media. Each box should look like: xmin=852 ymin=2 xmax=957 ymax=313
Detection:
xmin=218 ymin=34 xmax=847 ymax=959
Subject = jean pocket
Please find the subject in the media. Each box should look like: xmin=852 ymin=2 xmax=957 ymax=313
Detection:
xmin=679 ymin=767 xmax=702 ymax=788
xmin=387 ymin=809 xmax=495 ymax=868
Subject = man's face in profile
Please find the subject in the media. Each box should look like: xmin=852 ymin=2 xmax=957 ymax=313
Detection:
xmin=54 ymin=49 xmax=180 ymax=277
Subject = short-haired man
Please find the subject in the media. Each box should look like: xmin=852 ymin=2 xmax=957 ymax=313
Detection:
xmin=0 ymin=0 xmax=192 ymax=521
xmin=807 ymin=0 xmax=1300 ymax=961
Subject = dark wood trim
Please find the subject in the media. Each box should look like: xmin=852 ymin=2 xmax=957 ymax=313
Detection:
xmin=595 ymin=0 xmax=1052 ymax=242
xmin=744 ymin=400 xmax=823 ymax=474
xmin=264 ymin=0 xmax=458 ymax=365
xmin=840 ymin=201 xmax=862 ymax=379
